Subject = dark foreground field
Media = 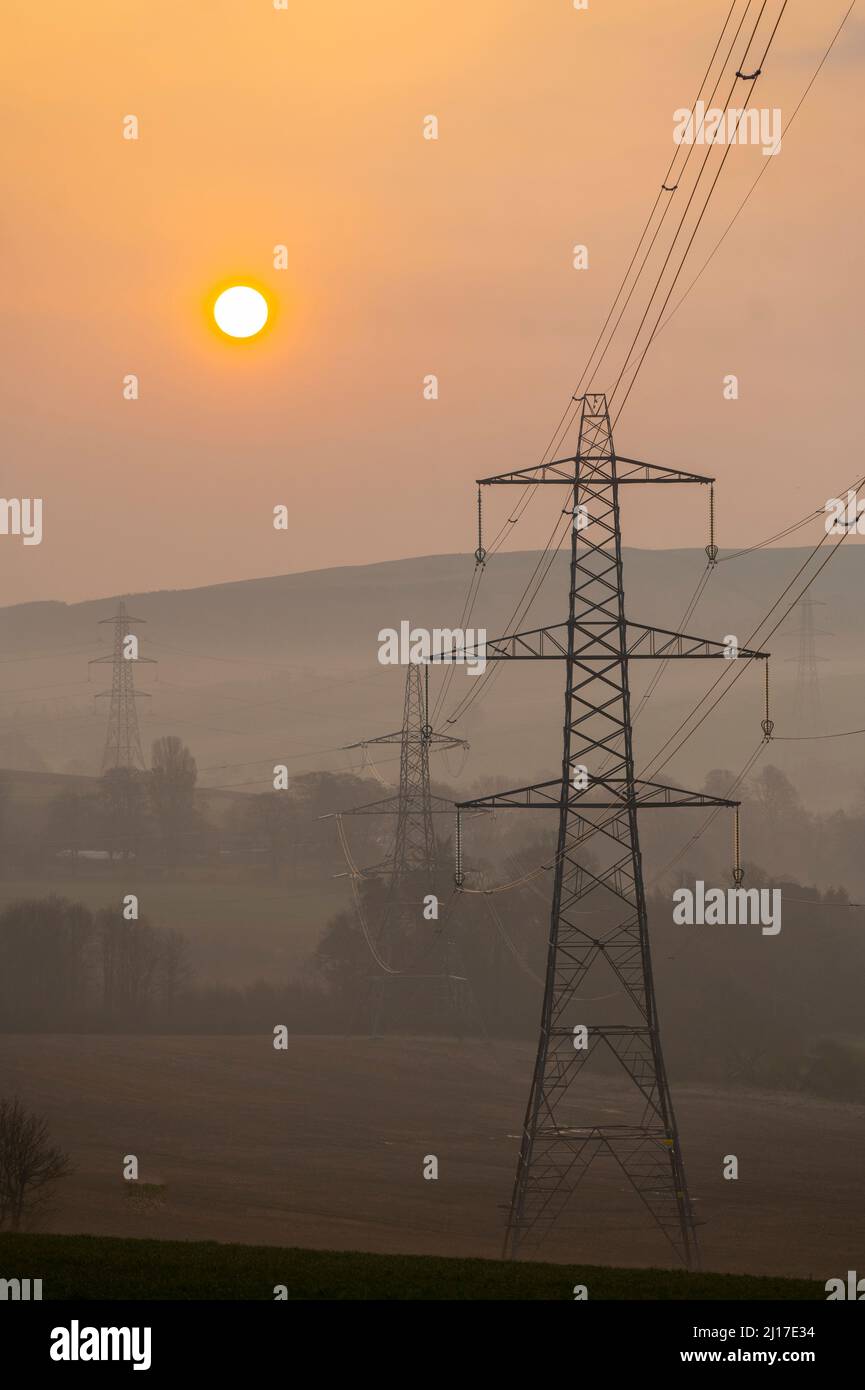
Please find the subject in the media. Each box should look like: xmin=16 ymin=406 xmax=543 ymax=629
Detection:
xmin=1 ymin=1035 xmax=862 ymax=1281
xmin=0 ymin=1233 xmax=823 ymax=1300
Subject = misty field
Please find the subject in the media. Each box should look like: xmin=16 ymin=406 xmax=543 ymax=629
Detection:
xmin=1 ymin=1035 xmax=861 ymax=1283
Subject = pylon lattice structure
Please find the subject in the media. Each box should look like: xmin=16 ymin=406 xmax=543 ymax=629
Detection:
xmin=453 ymin=393 xmax=769 ymax=1268
xmin=335 ymin=662 xmax=478 ymax=1036
xmin=786 ymin=597 xmax=831 ymax=734
xmin=91 ymin=600 xmax=156 ymax=773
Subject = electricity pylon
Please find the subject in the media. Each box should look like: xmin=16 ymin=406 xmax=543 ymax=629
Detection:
xmin=332 ymin=661 xmax=477 ymax=1036
xmin=91 ymin=599 xmax=155 ymax=772
xmin=785 ymin=597 xmax=831 ymax=734
xmin=452 ymin=393 xmax=769 ymax=1268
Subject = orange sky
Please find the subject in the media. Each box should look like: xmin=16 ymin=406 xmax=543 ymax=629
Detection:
xmin=2 ymin=0 xmax=863 ymax=603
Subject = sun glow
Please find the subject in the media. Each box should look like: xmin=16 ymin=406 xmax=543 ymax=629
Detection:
xmin=213 ymin=285 xmax=269 ymax=339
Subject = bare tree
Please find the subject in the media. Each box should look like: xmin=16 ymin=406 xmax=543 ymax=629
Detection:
xmin=0 ymin=1098 xmax=74 ymax=1231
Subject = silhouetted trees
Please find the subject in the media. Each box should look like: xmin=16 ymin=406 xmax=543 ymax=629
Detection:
xmin=0 ymin=896 xmax=92 ymax=1029
xmin=7 ymin=766 xmax=409 ymax=874
xmin=0 ymin=896 xmax=188 ymax=1031
xmin=97 ymin=908 xmax=188 ymax=1026
xmin=0 ymin=1097 xmax=73 ymax=1231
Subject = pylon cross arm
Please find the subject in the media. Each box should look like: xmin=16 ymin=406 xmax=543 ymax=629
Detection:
xmin=476 ymin=455 xmax=713 ymax=488
xmin=329 ymin=792 xmax=459 ymax=817
xmin=457 ymin=777 xmax=738 ymax=812
xmin=341 ymin=731 xmax=404 ymax=748
xmin=94 ymin=689 xmax=151 ymax=699
xmin=625 ymin=622 xmax=768 ymax=661
xmin=88 ymin=655 xmax=156 ymax=667
xmin=432 ymin=621 xmax=769 ymax=663
xmin=342 ymin=733 xmax=468 ymax=751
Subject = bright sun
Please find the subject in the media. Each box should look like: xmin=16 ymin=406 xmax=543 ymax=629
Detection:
xmin=213 ymin=286 xmax=269 ymax=339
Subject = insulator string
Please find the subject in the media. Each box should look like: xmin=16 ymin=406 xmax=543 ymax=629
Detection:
xmin=732 ymin=806 xmax=744 ymax=886
xmin=705 ymin=482 xmax=718 ymax=565
xmin=475 ymin=487 xmax=486 ymax=567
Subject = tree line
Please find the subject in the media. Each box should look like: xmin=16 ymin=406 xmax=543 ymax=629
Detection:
xmin=0 ymin=743 xmax=383 ymax=875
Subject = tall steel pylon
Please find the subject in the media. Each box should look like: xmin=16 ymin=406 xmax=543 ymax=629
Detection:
xmin=453 ymin=393 xmax=768 ymax=1268
xmin=90 ymin=599 xmax=155 ymax=772
xmin=334 ymin=661 xmax=477 ymax=1036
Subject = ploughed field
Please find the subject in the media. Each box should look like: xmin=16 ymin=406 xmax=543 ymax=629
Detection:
xmin=1 ymin=1035 xmax=860 ymax=1281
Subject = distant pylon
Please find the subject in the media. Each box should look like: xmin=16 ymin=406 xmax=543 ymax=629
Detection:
xmin=331 ymin=661 xmax=478 ymax=1036
xmin=90 ymin=599 xmax=156 ymax=772
xmin=785 ymin=598 xmax=831 ymax=734
xmin=389 ymin=661 xmax=438 ymax=884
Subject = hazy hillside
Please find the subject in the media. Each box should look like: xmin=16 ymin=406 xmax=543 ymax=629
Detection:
xmin=0 ymin=547 xmax=861 ymax=809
